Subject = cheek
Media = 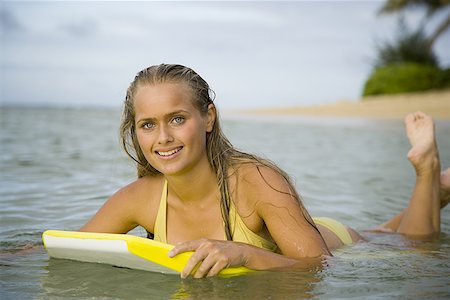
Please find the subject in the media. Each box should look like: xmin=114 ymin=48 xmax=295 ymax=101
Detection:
xmin=187 ymin=123 xmax=207 ymax=145
xmin=136 ymin=132 xmax=155 ymax=150
xmin=135 ymin=132 xmax=145 ymax=146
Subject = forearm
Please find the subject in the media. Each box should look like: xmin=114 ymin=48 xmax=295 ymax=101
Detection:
xmin=169 ymin=238 xmax=325 ymax=278
xmin=80 ymin=214 xmax=137 ymax=233
xmin=239 ymin=242 xmax=325 ymax=271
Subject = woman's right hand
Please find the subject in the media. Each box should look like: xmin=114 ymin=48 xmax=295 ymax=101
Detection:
xmin=168 ymin=238 xmax=248 ymax=278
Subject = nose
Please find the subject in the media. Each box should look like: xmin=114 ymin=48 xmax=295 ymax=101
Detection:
xmin=158 ymin=124 xmax=174 ymax=144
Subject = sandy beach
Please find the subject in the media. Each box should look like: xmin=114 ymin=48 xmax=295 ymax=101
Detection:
xmin=244 ymin=89 xmax=450 ymax=120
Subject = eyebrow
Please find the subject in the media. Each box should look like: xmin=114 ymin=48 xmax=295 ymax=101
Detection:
xmin=136 ymin=110 xmax=190 ymax=124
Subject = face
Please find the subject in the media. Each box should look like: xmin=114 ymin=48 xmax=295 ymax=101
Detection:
xmin=133 ymin=82 xmax=215 ymax=176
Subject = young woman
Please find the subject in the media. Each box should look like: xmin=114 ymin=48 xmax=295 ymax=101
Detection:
xmin=81 ymin=64 xmax=449 ymax=278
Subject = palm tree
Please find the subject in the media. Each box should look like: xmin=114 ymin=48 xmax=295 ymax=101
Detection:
xmin=375 ymin=21 xmax=438 ymax=67
xmin=378 ymin=0 xmax=450 ymax=52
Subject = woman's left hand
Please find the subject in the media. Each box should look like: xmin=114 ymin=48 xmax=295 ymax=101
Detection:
xmin=168 ymin=239 xmax=248 ymax=278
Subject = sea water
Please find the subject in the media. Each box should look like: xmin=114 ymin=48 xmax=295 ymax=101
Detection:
xmin=1 ymin=107 xmax=449 ymax=299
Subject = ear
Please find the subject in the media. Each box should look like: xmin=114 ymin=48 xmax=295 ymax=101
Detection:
xmin=205 ymin=103 xmax=216 ymax=133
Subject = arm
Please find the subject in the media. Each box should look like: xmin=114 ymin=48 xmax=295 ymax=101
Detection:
xmin=80 ymin=186 xmax=138 ymax=233
xmin=80 ymin=177 xmax=159 ymax=234
xmin=169 ymin=239 xmax=325 ymax=278
xmin=169 ymin=165 xmax=330 ymax=278
xmin=254 ymin=166 xmax=331 ymax=259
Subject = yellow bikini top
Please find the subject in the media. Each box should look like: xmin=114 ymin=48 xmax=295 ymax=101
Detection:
xmin=153 ymin=180 xmax=279 ymax=253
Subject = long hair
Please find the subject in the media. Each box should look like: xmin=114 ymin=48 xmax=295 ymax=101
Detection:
xmin=120 ymin=64 xmax=318 ymax=240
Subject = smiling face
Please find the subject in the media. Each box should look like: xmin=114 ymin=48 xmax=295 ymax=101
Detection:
xmin=133 ymin=82 xmax=215 ymax=177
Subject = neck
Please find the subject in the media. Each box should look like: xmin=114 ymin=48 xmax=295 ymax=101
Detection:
xmin=165 ymin=159 xmax=219 ymax=204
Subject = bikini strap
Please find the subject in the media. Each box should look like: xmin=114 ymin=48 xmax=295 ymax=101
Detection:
xmin=153 ymin=180 xmax=168 ymax=243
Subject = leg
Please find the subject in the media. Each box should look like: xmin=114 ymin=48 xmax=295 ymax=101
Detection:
xmin=439 ymin=168 xmax=450 ymax=208
xmin=376 ymin=168 xmax=450 ymax=232
xmin=378 ymin=112 xmax=442 ymax=236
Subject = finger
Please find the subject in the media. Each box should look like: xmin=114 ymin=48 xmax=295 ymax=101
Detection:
xmin=168 ymin=240 xmax=203 ymax=258
xmin=181 ymin=250 xmax=208 ymax=279
xmin=193 ymin=253 xmax=219 ymax=279
xmin=206 ymin=259 xmax=229 ymax=278
xmin=322 ymin=255 xmax=330 ymax=268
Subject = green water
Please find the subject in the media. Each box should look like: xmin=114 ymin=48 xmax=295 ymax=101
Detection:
xmin=1 ymin=107 xmax=449 ymax=299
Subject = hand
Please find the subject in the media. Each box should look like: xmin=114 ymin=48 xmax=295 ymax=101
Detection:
xmin=168 ymin=239 xmax=247 ymax=278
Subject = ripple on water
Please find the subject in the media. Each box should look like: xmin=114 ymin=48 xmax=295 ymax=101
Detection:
xmin=1 ymin=108 xmax=449 ymax=299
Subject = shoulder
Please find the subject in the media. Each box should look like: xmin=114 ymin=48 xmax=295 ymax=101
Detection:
xmin=235 ymin=162 xmax=295 ymax=200
xmin=80 ymin=175 xmax=166 ymax=233
xmin=232 ymin=161 xmax=298 ymax=214
xmin=112 ymin=175 xmax=165 ymax=214
xmin=109 ymin=175 xmax=165 ymax=225
xmin=115 ymin=175 xmax=164 ymax=200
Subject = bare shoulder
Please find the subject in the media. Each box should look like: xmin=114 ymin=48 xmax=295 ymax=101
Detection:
xmin=115 ymin=175 xmax=164 ymax=203
xmin=234 ymin=162 xmax=296 ymax=207
xmin=231 ymin=162 xmax=299 ymax=226
xmin=230 ymin=162 xmax=292 ymax=229
xmin=113 ymin=175 xmax=165 ymax=226
xmin=233 ymin=162 xmax=329 ymax=257
xmin=80 ymin=175 xmax=165 ymax=233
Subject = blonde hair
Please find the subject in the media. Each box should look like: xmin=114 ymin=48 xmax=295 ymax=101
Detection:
xmin=120 ymin=64 xmax=317 ymax=240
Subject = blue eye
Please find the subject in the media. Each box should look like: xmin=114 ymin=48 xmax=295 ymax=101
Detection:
xmin=172 ymin=116 xmax=185 ymax=125
xmin=142 ymin=122 xmax=155 ymax=129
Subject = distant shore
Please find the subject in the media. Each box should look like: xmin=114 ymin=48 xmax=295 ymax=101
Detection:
xmin=242 ymin=89 xmax=450 ymax=120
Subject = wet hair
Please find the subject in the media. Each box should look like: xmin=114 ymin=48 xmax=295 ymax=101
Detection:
xmin=120 ymin=64 xmax=318 ymax=240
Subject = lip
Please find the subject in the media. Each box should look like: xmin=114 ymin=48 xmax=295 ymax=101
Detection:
xmin=154 ymin=146 xmax=183 ymax=159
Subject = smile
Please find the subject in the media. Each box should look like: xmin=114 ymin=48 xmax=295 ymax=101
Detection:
xmin=156 ymin=147 xmax=183 ymax=157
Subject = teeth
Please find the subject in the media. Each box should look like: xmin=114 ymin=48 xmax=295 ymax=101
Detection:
xmin=158 ymin=147 xmax=181 ymax=157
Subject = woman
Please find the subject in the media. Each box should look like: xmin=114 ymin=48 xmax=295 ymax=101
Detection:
xmin=81 ymin=64 xmax=449 ymax=278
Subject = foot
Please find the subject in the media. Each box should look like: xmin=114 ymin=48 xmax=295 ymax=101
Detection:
xmin=404 ymin=112 xmax=439 ymax=174
xmin=397 ymin=112 xmax=441 ymax=236
xmin=440 ymin=168 xmax=450 ymax=209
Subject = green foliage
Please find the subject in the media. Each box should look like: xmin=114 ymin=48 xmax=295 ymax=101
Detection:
xmin=436 ymin=67 xmax=450 ymax=88
xmin=379 ymin=0 xmax=449 ymax=16
xmin=363 ymin=63 xmax=450 ymax=96
xmin=375 ymin=21 xmax=438 ymax=67
xmin=364 ymin=0 xmax=450 ymax=97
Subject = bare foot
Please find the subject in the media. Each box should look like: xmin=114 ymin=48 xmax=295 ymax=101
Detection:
xmin=440 ymin=168 xmax=450 ymax=209
xmin=404 ymin=112 xmax=439 ymax=174
xmin=374 ymin=115 xmax=444 ymax=236
xmin=395 ymin=112 xmax=442 ymax=236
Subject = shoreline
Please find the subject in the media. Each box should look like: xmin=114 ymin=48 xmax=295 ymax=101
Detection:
xmin=241 ymin=90 xmax=450 ymax=120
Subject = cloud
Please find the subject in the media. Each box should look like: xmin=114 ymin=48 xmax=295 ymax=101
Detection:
xmin=1 ymin=2 xmax=448 ymax=109
xmin=60 ymin=18 xmax=98 ymax=38
xmin=0 ymin=8 xmax=24 ymax=33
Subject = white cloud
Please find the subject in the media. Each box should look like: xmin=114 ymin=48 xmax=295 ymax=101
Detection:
xmin=1 ymin=1 xmax=448 ymax=109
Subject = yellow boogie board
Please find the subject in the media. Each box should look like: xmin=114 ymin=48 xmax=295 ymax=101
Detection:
xmin=42 ymin=230 xmax=251 ymax=276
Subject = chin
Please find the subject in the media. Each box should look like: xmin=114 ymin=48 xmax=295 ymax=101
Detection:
xmin=158 ymin=165 xmax=186 ymax=176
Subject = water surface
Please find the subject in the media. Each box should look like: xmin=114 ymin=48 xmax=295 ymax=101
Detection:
xmin=1 ymin=107 xmax=449 ymax=299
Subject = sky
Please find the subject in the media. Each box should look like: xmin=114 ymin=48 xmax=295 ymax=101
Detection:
xmin=1 ymin=1 xmax=449 ymax=110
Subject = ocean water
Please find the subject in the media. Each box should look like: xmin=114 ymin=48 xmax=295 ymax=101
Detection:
xmin=1 ymin=107 xmax=449 ymax=299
